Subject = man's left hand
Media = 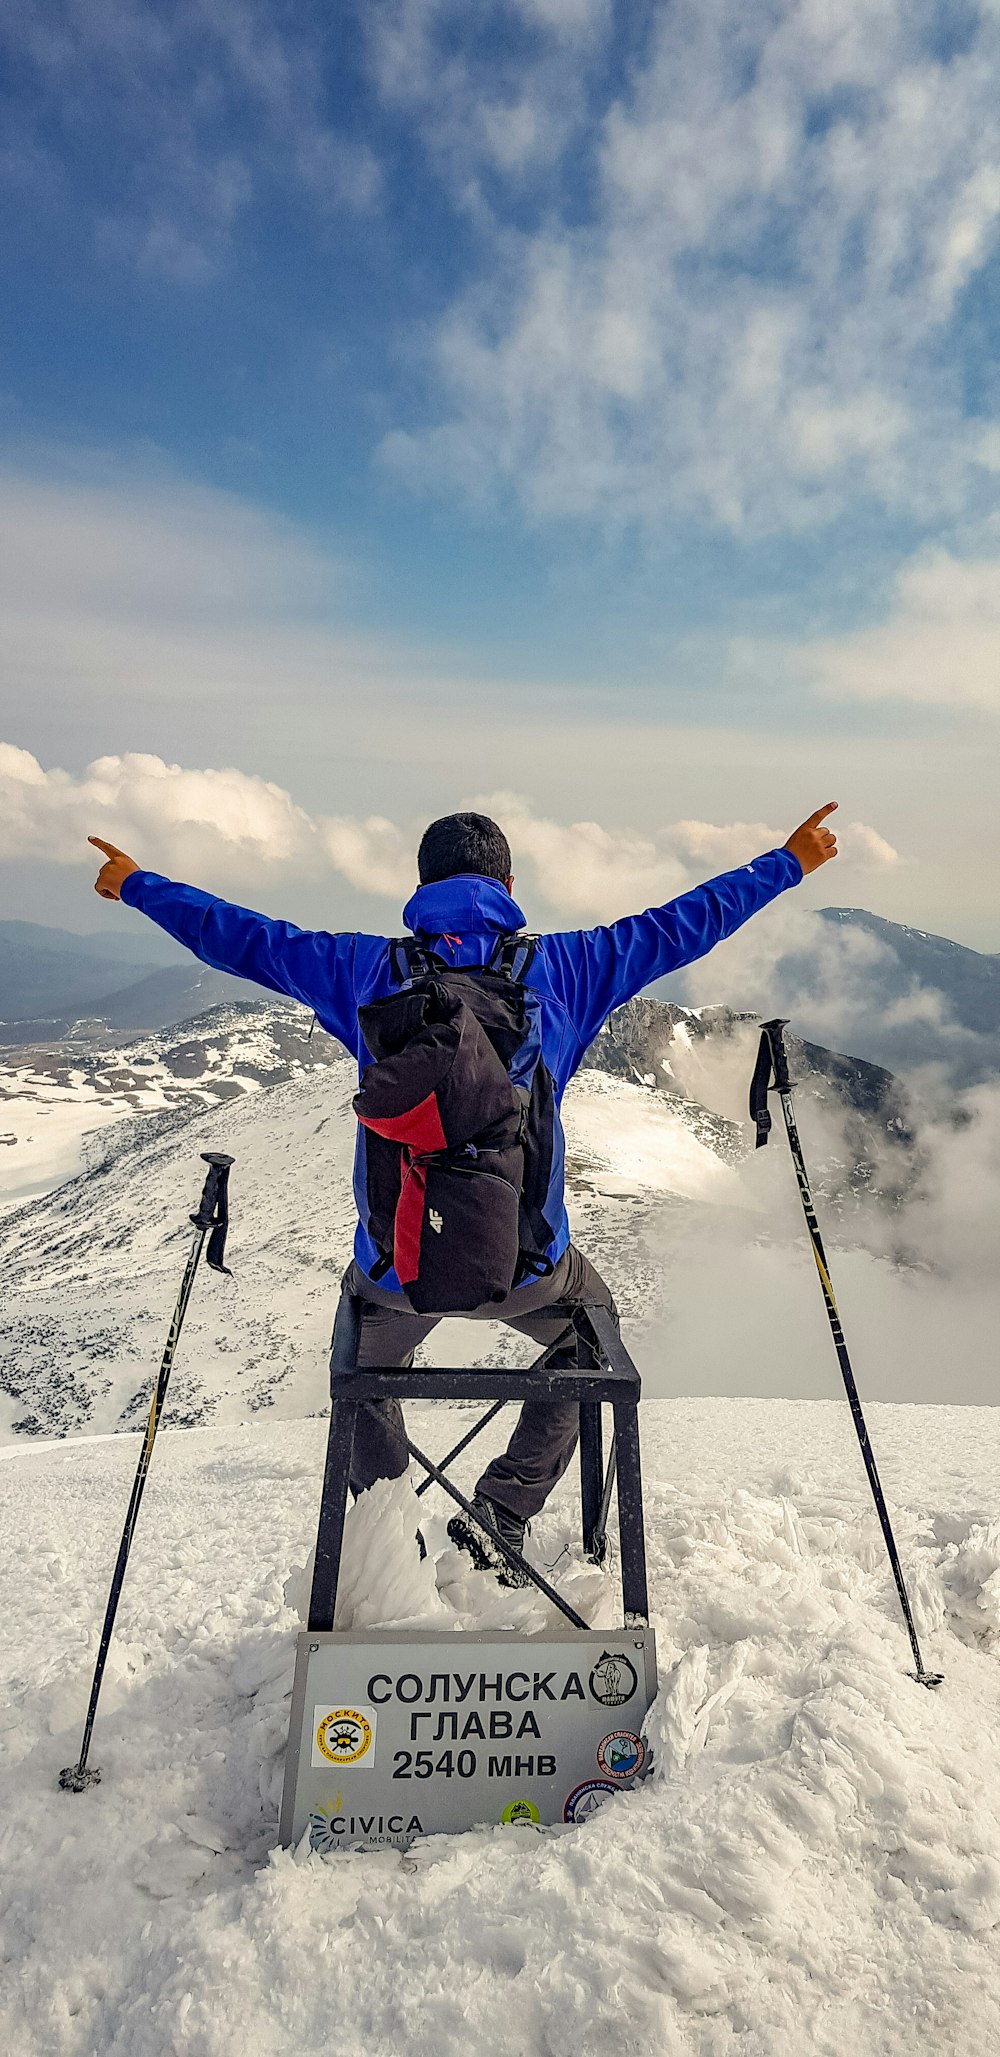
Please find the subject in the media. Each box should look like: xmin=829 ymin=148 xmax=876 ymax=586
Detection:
xmin=784 ymin=803 xmax=838 ymax=875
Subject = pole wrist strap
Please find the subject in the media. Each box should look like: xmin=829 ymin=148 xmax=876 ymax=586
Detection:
xmin=748 ymin=1018 xmax=792 ymax=1149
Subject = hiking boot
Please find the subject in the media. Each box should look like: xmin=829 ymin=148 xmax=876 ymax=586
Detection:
xmin=447 ymin=1493 xmax=530 ymax=1587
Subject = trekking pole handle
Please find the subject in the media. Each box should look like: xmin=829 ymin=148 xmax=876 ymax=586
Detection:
xmin=190 ymin=1153 xmax=235 ymax=1264
xmin=762 ymin=1018 xmax=793 ymax=1092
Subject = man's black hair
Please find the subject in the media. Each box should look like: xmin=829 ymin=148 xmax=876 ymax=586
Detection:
xmin=417 ymin=812 xmax=512 ymax=886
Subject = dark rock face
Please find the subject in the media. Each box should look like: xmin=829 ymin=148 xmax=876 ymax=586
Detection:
xmin=580 ymin=995 xmax=917 ymax=1211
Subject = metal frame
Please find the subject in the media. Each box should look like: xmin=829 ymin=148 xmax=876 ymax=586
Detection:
xmin=307 ymin=1296 xmax=649 ymax=1635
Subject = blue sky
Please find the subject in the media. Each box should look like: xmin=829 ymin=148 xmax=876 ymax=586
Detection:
xmin=1 ymin=0 xmax=999 ymax=946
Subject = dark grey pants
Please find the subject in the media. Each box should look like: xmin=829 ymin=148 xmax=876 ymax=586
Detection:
xmin=338 ymin=1246 xmax=618 ymax=1521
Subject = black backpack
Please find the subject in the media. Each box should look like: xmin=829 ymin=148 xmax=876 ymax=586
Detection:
xmin=354 ymin=936 xmax=558 ymax=1313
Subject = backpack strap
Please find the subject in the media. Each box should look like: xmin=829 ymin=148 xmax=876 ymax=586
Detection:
xmin=389 ymin=936 xmax=448 ymax=986
xmin=487 ymin=933 xmax=538 ymax=982
xmin=391 ymin=934 xmax=537 ymax=986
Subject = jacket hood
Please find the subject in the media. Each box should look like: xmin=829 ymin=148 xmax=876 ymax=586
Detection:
xmin=403 ymin=874 xmax=526 ymax=937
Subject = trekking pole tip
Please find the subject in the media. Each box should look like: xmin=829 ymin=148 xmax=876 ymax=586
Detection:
xmin=912 ymin=1670 xmax=945 ymax=1690
xmin=59 ymin=1763 xmax=102 ymax=1792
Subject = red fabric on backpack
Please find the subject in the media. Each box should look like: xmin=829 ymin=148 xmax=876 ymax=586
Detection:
xmin=354 ymin=974 xmax=527 ymax=1312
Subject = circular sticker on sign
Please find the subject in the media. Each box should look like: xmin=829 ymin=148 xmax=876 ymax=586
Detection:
xmin=315 ymin=1708 xmax=374 ymax=1766
xmin=588 ymin=1651 xmax=638 ymax=1707
xmin=501 ymin=1798 xmax=541 ymax=1827
xmin=563 ymin=1780 xmax=618 ymax=1825
xmin=596 ymin=1731 xmax=646 ymax=1780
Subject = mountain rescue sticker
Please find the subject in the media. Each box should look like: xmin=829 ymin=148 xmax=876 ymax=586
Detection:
xmin=563 ymin=1779 xmax=618 ymax=1824
xmin=311 ymin=1705 xmax=377 ymax=1770
xmin=596 ymin=1730 xmax=646 ymax=1779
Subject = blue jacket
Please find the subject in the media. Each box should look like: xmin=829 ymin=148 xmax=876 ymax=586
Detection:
xmin=121 ymin=849 xmax=801 ymax=1286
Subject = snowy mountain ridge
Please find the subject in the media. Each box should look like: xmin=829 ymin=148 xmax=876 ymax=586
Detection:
xmin=0 ymin=1048 xmax=739 ymax=1443
xmin=0 ymin=992 xmax=922 ymax=1444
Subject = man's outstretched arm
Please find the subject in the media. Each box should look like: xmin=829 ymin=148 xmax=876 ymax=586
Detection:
xmin=88 ymin=837 xmax=363 ymax=1042
xmin=539 ymin=804 xmax=839 ymax=1051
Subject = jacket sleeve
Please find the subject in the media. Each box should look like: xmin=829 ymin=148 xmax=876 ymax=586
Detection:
xmin=119 ymin=870 xmax=366 ymax=1046
xmin=537 ymin=847 xmax=802 ymax=1052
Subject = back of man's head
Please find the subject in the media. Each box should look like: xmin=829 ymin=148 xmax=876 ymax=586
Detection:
xmin=417 ymin=812 xmax=512 ymax=886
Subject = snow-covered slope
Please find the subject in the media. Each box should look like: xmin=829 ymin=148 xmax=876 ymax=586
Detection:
xmin=0 ymin=999 xmax=330 ymax=1206
xmin=2 ymin=1397 xmax=999 ymax=2055
xmin=0 ymin=1012 xmax=739 ymax=1441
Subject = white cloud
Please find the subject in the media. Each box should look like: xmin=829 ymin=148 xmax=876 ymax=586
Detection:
xmin=0 ymin=462 xmax=437 ymax=751
xmin=321 ymin=815 xmax=414 ymax=899
xmin=846 ymin=823 xmax=900 ymax=869
xmin=378 ymin=0 xmax=1000 ymax=532
xmin=798 ymin=549 xmax=1000 ymax=709
xmin=474 ymin=793 xmax=897 ymax=920
xmin=0 ymin=740 xmax=897 ymax=924
xmin=0 ymin=743 xmax=319 ymax=883
xmin=4 ymin=454 xmax=991 ymax=940
xmin=366 ymin=0 xmax=608 ymax=204
xmin=679 ymin=890 xmax=993 ymax=1090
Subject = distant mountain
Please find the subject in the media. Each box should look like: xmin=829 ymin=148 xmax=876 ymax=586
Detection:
xmin=73 ymin=925 xmax=190 ymax=968
xmin=82 ymin=963 xmax=273 ymax=1033
xmin=659 ymin=904 xmax=999 ymax=1087
xmin=0 ymin=922 xmax=160 ymax=1019
xmin=820 ymin=908 xmax=1000 ymax=1037
xmin=0 ymin=920 xmax=273 ymax=1038
xmin=6 ymin=902 xmax=996 ymax=1083
xmin=0 ymin=918 xmax=185 ymax=968
xmin=0 ymin=987 xmax=920 ymax=1437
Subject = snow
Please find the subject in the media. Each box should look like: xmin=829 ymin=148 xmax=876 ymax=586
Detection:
xmin=0 ymin=1057 xmax=744 ymax=1443
xmin=0 ymin=999 xmax=326 ymax=1212
xmin=0 ymin=1078 xmax=140 ymax=1207
xmin=6 ymin=994 xmax=1000 ymax=2050
xmin=3 ymin=1397 xmax=1000 ymax=2054
xmin=564 ymin=1072 xmax=742 ymax=1205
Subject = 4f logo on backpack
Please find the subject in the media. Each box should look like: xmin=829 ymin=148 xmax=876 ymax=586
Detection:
xmin=354 ymin=934 xmax=558 ymax=1314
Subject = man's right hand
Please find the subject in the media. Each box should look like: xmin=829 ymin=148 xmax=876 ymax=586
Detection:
xmin=784 ymin=804 xmax=838 ymax=876
xmin=89 ymin=837 xmax=140 ymax=900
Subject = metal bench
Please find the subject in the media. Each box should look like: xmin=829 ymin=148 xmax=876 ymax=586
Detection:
xmin=307 ymin=1295 xmax=650 ymax=1633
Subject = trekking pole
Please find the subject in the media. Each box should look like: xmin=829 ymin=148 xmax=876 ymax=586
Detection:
xmin=750 ymin=1021 xmax=942 ymax=1689
xmin=59 ymin=1151 xmax=236 ymax=1792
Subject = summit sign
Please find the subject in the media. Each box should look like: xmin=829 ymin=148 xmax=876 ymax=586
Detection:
xmin=279 ymin=1628 xmax=658 ymax=1852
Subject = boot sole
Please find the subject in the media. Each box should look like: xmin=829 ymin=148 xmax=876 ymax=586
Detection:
xmin=447 ymin=1512 xmax=531 ymax=1588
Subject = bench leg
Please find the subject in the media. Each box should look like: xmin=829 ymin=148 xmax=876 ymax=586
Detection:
xmin=612 ymin=1398 xmax=649 ymax=1625
xmin=579 ymin=1401 xmax=605 ymax=1560
xmin=308 ymin=1399 xmax=357 ymax=1632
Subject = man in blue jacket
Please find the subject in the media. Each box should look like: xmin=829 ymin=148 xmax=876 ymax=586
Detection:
xmin=90 ymin=801 xmax=837 ymax=1578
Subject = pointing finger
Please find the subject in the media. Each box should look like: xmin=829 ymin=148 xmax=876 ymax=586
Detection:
xmin=805 ymin=802 xmax=838 ymax=828
xmin=88 ymin=835 xmax=124 ymax=858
